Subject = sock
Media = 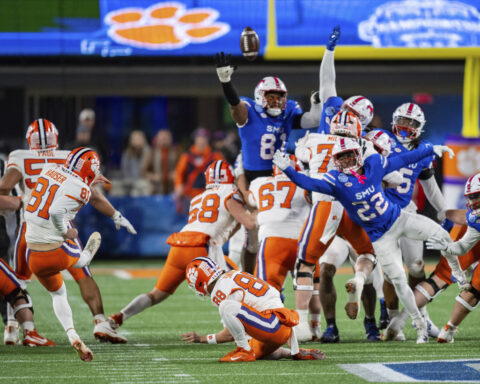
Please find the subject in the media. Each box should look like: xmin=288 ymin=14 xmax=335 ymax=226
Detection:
xmin=310 ymin=314 xmax=321 ymax=324
xmin=22 ymin=321 xmax=34 ymax=332
xmin=297 ymin=310 xmax=308 ymax=324
xmin=122 ymin=294 xmax=153 ymax=321
xmin=326 ymin=317 xmax=336 ymax=327
xmin=94 ymin=314 xmax=106 ymax=324
xmin=50 ymin=283 xmax=74 ymax=331
xmin=364 ymin=316 xmax=375 ymax=323
xmin=387 ymin=308 xmax=399 ymax=318
xmin=447 ymin=321 xmax=457 ymax=329
xmin=355 ymin=271 xmax=367 ymax=284
xmin=67 ymin=328 xmax=80 ymax=344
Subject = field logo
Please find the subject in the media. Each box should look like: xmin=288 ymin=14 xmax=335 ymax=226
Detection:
xmin=358 ymin=0 xmax=480 ymax=47
xmin=105 ymin=1 xmax=230 ymax=50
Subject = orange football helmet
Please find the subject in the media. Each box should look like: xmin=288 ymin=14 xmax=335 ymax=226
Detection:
xmin=65 ymin=147 xmax=100 ymax=186
xmin=185 ymin=257 xmax=223 ymax=298
xmin=26 ymin=118 xmax=58 ymax=150
xmin=205 ymin=160 xmax=235 ymax=189
xmin=330 ymin=111 xmax=362 ymax=139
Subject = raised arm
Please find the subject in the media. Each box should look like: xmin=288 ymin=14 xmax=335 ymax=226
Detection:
xmin=319 ymin=26 xmax=340 ymax=105
xmin=427 ymin=226 xmax=480 ymax=256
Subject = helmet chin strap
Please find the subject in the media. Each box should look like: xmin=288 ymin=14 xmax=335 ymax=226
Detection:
xmin=266 ymin=107 xmax=282 ymax=117
xmin=349 ymin=169 xmax=367 ymax=184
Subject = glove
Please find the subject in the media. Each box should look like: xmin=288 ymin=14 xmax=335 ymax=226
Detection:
xmin=425 ymin=234 xmax=449 ymax=252
xmin=296 ymin=131 xmax=310 ymax=148
xmin=273 ymin=150 xmax=292 ymax=171
xmin=310 ymin=91 xmax=320 ymax=104
xmin=215 ymin=52 xmax=236 ymax=83
xmin=441 ymin=218 xmax=454 ymax=233
xmin=112 ymin=210 xmax=137 ymax=234
xmin=433 ymin=145 xmax=455 ymax=159
xmin=326 ymin=25 xmax=341 ymax=51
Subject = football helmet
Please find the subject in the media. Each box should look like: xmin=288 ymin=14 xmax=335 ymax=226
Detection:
xmin=65 ymin=147 xmax=101 ymax=186
xmin=254 ymin=76 xmax=287 ymax=117
xmin=364 ymin=130 xmax=392 ymax=157
xmin=205 ymin=160 xmax=235 ymax=189
xmin=25 ymin=118 xmax=58 ymax=150
xmin=465 ymin=173 xmax=480 ymax=216
xmin=340 ymin=96 xmax=374 ymax=128
xmin=273 ymin=154 xmax=303 ymax=176
xmin=330 ymin=111 xmax=362 ymax=139
xmin=332 ymin=137 xmax=363 ymax=173
xmin=392 ymin=103 xmax=426 ymax=143
xmin=185 ymin=257 xmax=223 ymax=298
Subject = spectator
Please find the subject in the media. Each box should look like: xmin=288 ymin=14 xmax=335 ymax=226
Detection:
xmin=142 ymin=129 xmax=179 ymax=195
xmin=174 ymin=127 xmax=224 ymax=212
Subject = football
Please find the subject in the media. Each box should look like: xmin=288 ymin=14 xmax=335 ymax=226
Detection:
xmin=240 ymin=26 xmax=260 ymax=61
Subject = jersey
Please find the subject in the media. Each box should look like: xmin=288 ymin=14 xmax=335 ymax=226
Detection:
xmin=24 ymin=165 xmax=91 ymax=244
xmin=382 ymin=131 xmax=434 ymax=209
xmin=238 ymin=97 xmax=302 ymax=172
xmin=6 ymin=149 xmax=70 ymax=210
xmin=444 ymin=210 xmax=480 ymax=256
xmin=210 ymin=270 xmax=283 ymax=310
xmin=317 ymin=96 xmax=343 ymax=134
xmin=284 ymin=144 xmax=435 ymax=242
xmin=248 ymin=175 xmax=310 ymax=241
xmin=181 ymin=184 xmax=242 ymax=246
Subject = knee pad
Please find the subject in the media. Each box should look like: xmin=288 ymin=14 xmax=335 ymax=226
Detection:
xmin=456 ymin=294 xmax=480 ymax=312
xmin=467 ymin=285 xmax=480 ymax=302
xmin=415 ymin=277 xmax=445 ymax=302
xmin=293 ymin=259 xmax=314 ymax=291
xmin=5 ymin=287 xmax=33 ymax=316
xmin=219 ymin=299 xmax=241 ymax=318
xmin=357 ymin=253 xmax=377 ymax=266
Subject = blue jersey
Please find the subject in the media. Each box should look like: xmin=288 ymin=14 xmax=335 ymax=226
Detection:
xmin=383 ymin=130 xmax=435 ymax=209
xmin=284 ymin=144 xmax=434 ymax=242
xmin=239 ymin=97 xmax=302 ymax=172
xmin=467 ymin=209 xmax=480 ymax=232
xmin=317 ymin=96 xmax=343 ymax=134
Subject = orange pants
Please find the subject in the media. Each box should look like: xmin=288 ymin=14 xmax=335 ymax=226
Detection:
xmin=0 ymin=259 xmax=21 ymax=298
xmin=238 ymin=303 xmax=296 ymax=358
xmin=27 ymin=240 xmax=83 ymax=292
xmin=15 ymin=222 xmax=90 ymax=282
xmin=297 ymin=201 xmax=373 ymax=265
xmin=433 ymin=225 xmax=480 ymax=290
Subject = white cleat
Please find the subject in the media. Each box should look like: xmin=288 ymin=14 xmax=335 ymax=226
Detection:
xmin=415 ymin=320 xmax=429 ymax=344
xmin=437 ymin=324 xmax=457 ymax=343
xmin=394 ymin=330 xmax=406 ymax=342
xmin=83 ymin=232 xmax=102 ymax=266
xmin=310 ymin=321 xmax=321 ymax=341
xmin=94 ymin=320 xmax=127 ymax=344
xmin=412 ymin=318 xmax=440 ymax=338
xmin=4 ymin=321 xmax=20 ymax=345
xmin=382 ymin=316 xmax=402 ymax=341
xmin=345 ymin=277 xmax=364 ymax=320
xmin=294 ymin=321 xmax=313 ymax=342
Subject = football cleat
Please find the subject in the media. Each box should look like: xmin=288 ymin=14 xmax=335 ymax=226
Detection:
xmin=310 ymin=320 xmax=321 ymax=341
xmin=4 ymin=321 xmax=20 ymax=345
xmin=378 ymin=298 xmax=389 ymax=330
xmin=94 ymin=320 xmax=127 ymax=344
xmin=71 ymin=339 xmax=93 ymax=362
xmin=345 ymin=277 xmax=363 ymax=320
xmin=219 ymin=347 xmax=256 ymax=362
xmin=364 ymin=318 xmax=381 ymax=342
xmin=23 ymin=329 xmax=55 ymax=347
xmin=394 ymin=330 xmax=406 ymax=341
xmin=294 ymin=321 xmax=313 ymax=342
xmin=438 ymin=324 xmax=457 ymax=343
xmin=412 ymin=317 xmax=440 ymax=338
xmin=320 ymin=325 xmax=340 ymax=343
xmin=382 ymin=316 xmax=402 ymax=341
xmin=294 ymin=348 xmax=326 ymax=360
xmin=415 ymin=319 xmax=429 ymax=344
xmin=108 ymin=312 xmax=123 ymax=329
xmin=83 ymin=232 xmax=102 ymax=265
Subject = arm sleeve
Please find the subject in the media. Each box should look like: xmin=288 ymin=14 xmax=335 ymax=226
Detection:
xmin=319 ymin=50 xmax=337 ymax=106
xmin=419 ymin=175 xmax=446 ymax=215
xmin=295 ymin=145 xmax=311 ymax=163
xmin=299 ymin=103 xmax=322 ymax=129
xmin=284 ymin=166 xmax=335 ymax=195
xmin=385 ymin=145 xmax=434 ymax=174
xmin=444 ymin=226 xmax=480 ymax=256
xmin=49 ymin=195 xmax=82 ymax=236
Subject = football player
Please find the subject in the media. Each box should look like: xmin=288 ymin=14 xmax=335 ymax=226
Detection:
xmin=108 ymin=160 xmax=256 ymax=333
xmin=24 ymin=147 xmax=106 ymax=361
xmin=183 ymin=257 xmax=325 ymax=362
xmin=274 ymin=137 xmax=460 ymax=343
xmin=0 ymin=118 xmax=134 ymax=345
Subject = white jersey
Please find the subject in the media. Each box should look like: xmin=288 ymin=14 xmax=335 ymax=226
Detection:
xmin=6 ymin=149 xmax=70 ymax=210
xmin=211 ymin=270 xmax=283 ymax=310
xmin=24 ymin=165 xmax=91 ymax=244
xmin=181 ymin=184 xmax=241 ymax=246
xmin=248 ymin=175 xmax=310 ymax=241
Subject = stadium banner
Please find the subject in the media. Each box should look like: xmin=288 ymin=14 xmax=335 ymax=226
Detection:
xmin=443 ymin=135 xmax=480 ymax=209
xmin=0 ymin=0 xmax=480 ymax=58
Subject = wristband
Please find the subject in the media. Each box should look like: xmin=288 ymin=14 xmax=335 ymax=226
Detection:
xmin=221 ymin=82 xmax=240 ymax=106
xmin=207 ymin=334 xmax=217 ymax=344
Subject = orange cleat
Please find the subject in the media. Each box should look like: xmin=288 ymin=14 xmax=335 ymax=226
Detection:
xmin=23 ymin=329 xmax=55 ymax=347
xmin=108 ymin=312 xmax=123 ymax=329
xmin=219 ymin=347 xmax=256 ymax=362
xmin=72 ymin=339 xmax=93 ymax=362
xmin=294 ymin=348 xmax=326 ymax=360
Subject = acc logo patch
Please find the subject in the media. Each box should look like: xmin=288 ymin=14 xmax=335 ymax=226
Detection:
xmin=468 ymin=213 xmax=477 ymax=223
xmin=344 ymin=182 xmax=352 ymax=187
xmin=338 ymin=173 xmax=348 ymax=183
xmin=261 ymin=113 xmax=267 ymax=118
xmin=395 ymin=148 xmax=402 ymax=153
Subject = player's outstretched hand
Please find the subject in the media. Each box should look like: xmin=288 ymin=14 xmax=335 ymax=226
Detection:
xmin=215 ymin=52 xmax=237 ymax=83
xmin=112 ymin=210 xmax=137 ymax=234
xmin=273 ymin=150 xmax=291 ymax=171
xmin=425 ymin=234 xmax=449 ymax=251
xmin=433 ymin=145 xmax=455 ymax=159
xmin=296 ymin=131 xmax=310 ymax=148
xmin=181 ymin=332 xmax=202 ymax=344
xmin=326 ymin=25 xmax=341 ymax=51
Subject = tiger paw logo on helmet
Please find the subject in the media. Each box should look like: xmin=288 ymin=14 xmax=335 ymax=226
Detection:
xmin=105 ymin=2 xmax=230 ymax=50
xmin=186 ymin=267 xmax=198 ymax=287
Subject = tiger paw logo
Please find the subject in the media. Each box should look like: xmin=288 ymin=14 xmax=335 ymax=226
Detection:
xmin=186 ymin=267 xmax=198 ymax=287
xmin=105 ymin=1 xmax=230 ymax=50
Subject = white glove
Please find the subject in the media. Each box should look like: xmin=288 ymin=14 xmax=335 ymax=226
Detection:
xmin=112 ymin=210 xmax=137 ymax=234
xmin=273 ymin=150 xmax=292 ymax=171
xmin=216 ymin=66 xmax=235 ymax=83
xmin=425 ymin=235 xmax=449 ymax=252
xmin=296 ymin=131 xmax=310 ymax=148
xmin=433 ymin=145 xmax=455 ymax=159
xmin=437 ymin=209 xmax=446 ymax=222
xmin=310 ymin=91 xmax=320 ymax=105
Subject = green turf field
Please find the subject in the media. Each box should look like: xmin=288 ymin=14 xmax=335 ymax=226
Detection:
xmin=2 ymin=260 xmax=480 ymax=384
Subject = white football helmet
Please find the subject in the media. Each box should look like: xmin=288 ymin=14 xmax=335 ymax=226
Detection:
xmin=254 ymin=76 xmax=287 ymax=117
xmin=392 ymin=102 xmax=426 ymax=143
xmin=341 ymin=96 xmax=374 ymax=128
xmin=330 ymin=111 xmax=362 ymax=138
xmin=332 ymin=137 xmax=363 ymax=173
xmin=26 ymin=118 xmax=59 ymax=150
xmin=364 ymin=130 xmax=392 ymax=157
xmin=465 ymin=173 xmax=480 ymax=216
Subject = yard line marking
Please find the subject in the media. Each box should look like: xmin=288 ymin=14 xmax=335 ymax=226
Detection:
xmin=113 ymin=269 xmax=132 ymax=279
